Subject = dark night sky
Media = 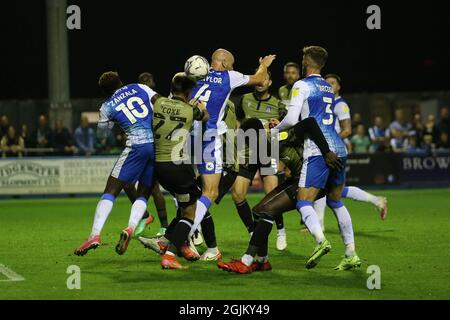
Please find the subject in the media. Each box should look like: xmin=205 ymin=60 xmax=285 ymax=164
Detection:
xmin=1 ymin=0 xmax=449 ymax=99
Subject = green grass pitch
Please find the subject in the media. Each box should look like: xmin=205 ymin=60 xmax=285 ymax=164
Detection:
xmin=1 ymin=188 xmax=450 ymax=300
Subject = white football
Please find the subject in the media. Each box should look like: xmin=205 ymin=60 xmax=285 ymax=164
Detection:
xmin=184 ymin=55 xmax=210 ymax=80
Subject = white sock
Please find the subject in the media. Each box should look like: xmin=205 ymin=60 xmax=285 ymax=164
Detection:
xmin=205 ymin=247 xmax=219 ymax=253
xmin=241 ymin=254 xmax=254 ymax=266
xmin=330 ymin=205 xmax=355 ymax=249
xmin=189 ymin=197 xmax=211 ymax=237
xmin=90 ymin=198 xmax=114 ymax=237
xmin=345 ymin=186 xmax=378 ymax=206
xmin=298 ymin=205 xmax=325 ymax=244
xmin=256 ymin=255 xmax=268 ymax=263
xmin=277 ymin=228 xmax=286 ymax=236
xmin=128 ymin=198 xmax=147 ymax=231
xmin=345 ymin=243 xmax=356 ymax=257
xmin=313 ymin=197 xmax=327 ymax=229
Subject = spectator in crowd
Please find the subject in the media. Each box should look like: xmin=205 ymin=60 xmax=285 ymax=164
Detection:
xmin=96 ymin=128 xmax=119 ymax=155
xmin=351 ymin=124 xmax=371 ymax=153
xmin=351 ymin=112 xmax=363 ymax=133
xmin=369 ymin=116 xmax=390 ymax=152
xmin=278 ymin=62 xmax=301 ymax=106
xmin=437 ymin=107 xmax=450 ymax=135
xmin=389 ymin=109 xmax=412 ymax=152
xmin=411 ymin=112 xmax=424 ymax=144
xmin=405 ymin=136 xmax=424 ymax=154
xmin=423 ymin=114 xmax=439 ymax=143
xmin=437 ymin=132 xmax=450 ymax=150
xmin=51 ymin=119 xmax=77 ymax=156
xmin=1 ymin=126 xmax=24 ymax=158
xmin=33 ymin=115 xmax=53 ymax=150
xmin=20 ymin=124 xmax=32 ymax=152
xmin=1 ymin=115 xmax=10 ymax=137
xmin=74 ymin=115 xmax=95 ymax=156
xmin=422 ymin=134 xmax=435 ymax=154
xmin=138 ymin=72 xmax=156 ymax=89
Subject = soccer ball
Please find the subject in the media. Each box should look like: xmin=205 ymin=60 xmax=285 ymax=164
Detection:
xmin=184 ymin=55 xmax=210 ymax=80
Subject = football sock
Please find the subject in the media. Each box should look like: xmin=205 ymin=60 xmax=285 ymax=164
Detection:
xmin=326 ymin=199 xmax=355 ymax=251
xmin=256 ymin=255 xmax=268 ymax=263
xmin=189 ymin=196 xmax=211 ymax=237
xmin=275 ymin=215 xmax=284 ymax=230
xmin=90 ymin=193 xmax=115 ymax=237
xmin=166 ymin=218 xmax=194 ymax=255
xmin=296 ymin=200 xmax=325 ymax=244
xmin=128 ymin=197 xmax=147 ymax=231
xmin=252 ymin=210 xmax=260 ymax=232
xmin=245 ymin=214 xmax=274 ymax=258
xmin=241 ymin=254 xmax=254 ymax=267
xmin=235 ymin=200 xmax=254 ymax=233
xmin=343 ymin=186 xmax=379 ymax=206
xmin=200 ymin=211 xmax=217 ymax=248
xmin=165 ymin=216 xmax=180 ymax=237
xmin=313 ymin=196 xmax=327 ymax=229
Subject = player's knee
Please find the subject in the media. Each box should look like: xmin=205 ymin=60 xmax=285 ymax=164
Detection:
xmin=203 ymin=189 xmax=218 ymax=202
xmin=326 ymin=198 xmax=344 ymax=209
xmin=231 ymin=189 xmax=246 ymax=204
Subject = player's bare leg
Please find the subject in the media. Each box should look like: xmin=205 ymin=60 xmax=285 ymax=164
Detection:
xmin=74 ymin=176 xmax=125 ymax=256
xmin=151 ymin=182 xmax=170 ymax=235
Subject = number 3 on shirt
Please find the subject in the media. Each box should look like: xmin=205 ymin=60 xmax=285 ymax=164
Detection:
xmin=322 ymin=97 xmax=334 ymax=125
xmin=193 ymin=84 xmax=211 ymax=107
xmin=115 ymin=97 xmax=149 ymax=124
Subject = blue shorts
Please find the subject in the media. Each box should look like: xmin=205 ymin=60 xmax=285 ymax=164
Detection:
xmin=110 ymin=143 xmax=155 ymax=187
xmin=299 ymin=155 xmax=346 ymax=189
xmin=197 ymin=134 xmax=223 ymax=175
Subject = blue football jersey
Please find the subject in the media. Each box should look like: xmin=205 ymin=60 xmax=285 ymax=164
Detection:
xmin=191 ymin=69 xmax=249 ymax=133
xmin=295 ymin=75 xmax=347 ymax=158
xmin=99 ymin=83 xmax=156 ymax=146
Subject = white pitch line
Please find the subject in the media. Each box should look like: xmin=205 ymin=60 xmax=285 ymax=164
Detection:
xmin=0 ymin=264 xmax=25 ymax=282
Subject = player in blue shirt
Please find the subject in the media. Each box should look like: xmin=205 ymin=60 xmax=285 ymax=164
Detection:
xmin=218 ymin=46 xmax=360 ymax=273
xmin=274 ymin=46 xmax=359 ymax=270
xmin=74 ymin=71 xmax=159 ymax=257
xmin=186 ymin=49 xmax=276 ymax=259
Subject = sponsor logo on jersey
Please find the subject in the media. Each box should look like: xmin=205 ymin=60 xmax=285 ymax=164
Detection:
xmin=206 ymin=162 xmax=215 ymax=171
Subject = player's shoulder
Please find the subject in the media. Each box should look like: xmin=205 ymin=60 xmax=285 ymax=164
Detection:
xmin=241 ymin=92 xmax=254 ymax=100
xmin=292 ymin=79 xmax=310 ymax=93
xmin=269 ymin=94 xmax=280 ymax=104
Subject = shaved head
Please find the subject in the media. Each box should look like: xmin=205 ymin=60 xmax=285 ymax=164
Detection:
xmin=211 ymin=48 xmax=235 ymax=70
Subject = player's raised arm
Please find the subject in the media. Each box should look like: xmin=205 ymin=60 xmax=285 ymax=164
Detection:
xmin=272 ymin=80 xmax=309 ymax=131
xmin=246 ymin=55 xmax=277 ymax=87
